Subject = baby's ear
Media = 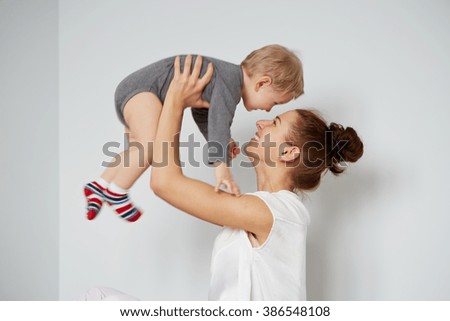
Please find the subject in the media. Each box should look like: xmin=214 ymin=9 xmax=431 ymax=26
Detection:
xmin=255 ymin=76 xmax=272 ymax=91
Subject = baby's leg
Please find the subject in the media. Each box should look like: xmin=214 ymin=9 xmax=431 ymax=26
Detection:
xmin=103 ymin=92 xmax=162 ymax=222
xmin=100 ymin=124 xmax=133 ymax=184
xmin=111 ymin=92 xmax=162 ymax=188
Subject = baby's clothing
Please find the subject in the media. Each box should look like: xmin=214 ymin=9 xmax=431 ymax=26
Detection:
xmin=208 ymin=190 xmax=310 ymax=301
xmin=114 ymin=55 xmax=243 ymax=164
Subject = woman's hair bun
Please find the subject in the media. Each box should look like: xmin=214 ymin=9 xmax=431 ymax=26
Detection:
xmin=328 ymin=122 xmax=364 ymax=174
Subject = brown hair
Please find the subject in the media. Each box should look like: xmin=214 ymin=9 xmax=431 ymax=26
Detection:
xmin=241 ymin=44 xmax=304 ymax=98
xmin=286 ymin=110 xmax=364 ymax=191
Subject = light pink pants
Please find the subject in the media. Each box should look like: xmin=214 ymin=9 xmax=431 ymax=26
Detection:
xmin=79 ymin=286 xmax=140 ymax=301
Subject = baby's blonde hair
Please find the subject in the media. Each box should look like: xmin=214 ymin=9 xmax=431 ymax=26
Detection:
xmin=241 ymin=44 xmax=304 ymax=99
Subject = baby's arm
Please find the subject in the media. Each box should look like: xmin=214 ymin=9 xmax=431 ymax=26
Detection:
xmin=214 ymin=138 xmax=240 ymax=196
xmin=204 ymin=73 xmax=242 ymax=196
xmin=214 ymin=161 xmax=240 ymax=197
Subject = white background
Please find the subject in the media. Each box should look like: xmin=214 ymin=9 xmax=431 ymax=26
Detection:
xmin=2 ymin=0 xmax=450 ymax=300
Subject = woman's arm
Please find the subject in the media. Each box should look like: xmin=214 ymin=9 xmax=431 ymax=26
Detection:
xmin=151 ymin=56 xmax=272 ymax=239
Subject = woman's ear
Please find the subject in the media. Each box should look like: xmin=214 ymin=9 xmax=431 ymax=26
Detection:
xmin=255 ymin=76 xmax=272 ymax=92
xmin=280 ymin=145 xmax=300 ymax=162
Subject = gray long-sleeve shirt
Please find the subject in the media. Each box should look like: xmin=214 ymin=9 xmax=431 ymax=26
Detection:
xmin=114 ymin=55 xmax=243 ymax=164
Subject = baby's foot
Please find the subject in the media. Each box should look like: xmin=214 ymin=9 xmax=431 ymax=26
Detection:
xmin=104 ymin=183 xmax=142 ymax=222
xmin=84 ymin=179 xmax=108 ymax=220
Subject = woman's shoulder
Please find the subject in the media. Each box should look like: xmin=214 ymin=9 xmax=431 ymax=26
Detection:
xmin=247 ymin=190 xmax=310 ymax=225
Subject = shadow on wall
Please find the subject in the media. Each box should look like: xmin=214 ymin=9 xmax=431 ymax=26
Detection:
xmin=305 ymin=163 xmax=394 ymax=300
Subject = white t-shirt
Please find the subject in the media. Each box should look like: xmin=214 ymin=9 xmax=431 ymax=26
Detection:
xmin=208 ymin=190 xmax=310 ymax=301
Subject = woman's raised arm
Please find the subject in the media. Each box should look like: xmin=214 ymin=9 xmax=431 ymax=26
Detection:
xmin=150 ymin=56 xmax=272 ymax=239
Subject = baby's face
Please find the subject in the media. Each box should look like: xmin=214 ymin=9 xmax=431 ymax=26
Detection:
xmin=243 ymin=85 xmax=292 ymax=112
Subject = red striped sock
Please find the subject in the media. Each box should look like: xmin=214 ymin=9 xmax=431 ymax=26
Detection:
xmin=84 ymin=178 xmax=109 ymax=220
xmin=104 ymin=183 xmax=142 ymax=222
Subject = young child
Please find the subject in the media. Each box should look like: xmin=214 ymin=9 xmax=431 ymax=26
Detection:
xmin=84 ymin=44 xmax=304 ymax=222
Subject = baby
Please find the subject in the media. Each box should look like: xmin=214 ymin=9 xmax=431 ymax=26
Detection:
xmin=84 ymin=44 xmax=304 ymax=222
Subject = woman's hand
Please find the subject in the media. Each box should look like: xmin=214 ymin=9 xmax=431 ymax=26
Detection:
xmin=165 ymin=55 xmax=213 ymax=110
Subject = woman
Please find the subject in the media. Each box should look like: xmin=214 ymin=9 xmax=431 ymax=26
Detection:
xmin=150 ymin=56 xmax=363 ymax=300
xmin=81 ymin=56 xmax=363 ymax=301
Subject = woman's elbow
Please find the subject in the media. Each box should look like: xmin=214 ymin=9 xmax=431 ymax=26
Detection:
xmin=150 ymin=173 xmax=162 ymax=194
xmin=150 ymin=172 xmax=169 ymax=196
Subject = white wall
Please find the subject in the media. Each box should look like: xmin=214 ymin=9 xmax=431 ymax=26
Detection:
xmin=0 ymin=0 xmax=59 ymax=300
xmin=1 ymin=0 xmax=446 ymax=300
xmin=59 ymin=0 xmax=450 ymax=300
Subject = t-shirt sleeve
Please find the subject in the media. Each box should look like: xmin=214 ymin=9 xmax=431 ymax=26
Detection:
xmin=191 ymin=108 xmax=209 ymax=141
xmin=207 ymin=77 xmax=239 ymax=165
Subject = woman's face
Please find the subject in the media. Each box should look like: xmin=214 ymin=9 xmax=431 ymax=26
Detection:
xmin=245 ymin=110 xmax=298 ymax=165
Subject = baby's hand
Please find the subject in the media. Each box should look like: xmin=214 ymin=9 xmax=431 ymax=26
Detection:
xmin=229 ymin=138 xmax=240 ymax=161
xmin=214 ymin=162 xmax=241 ymax=197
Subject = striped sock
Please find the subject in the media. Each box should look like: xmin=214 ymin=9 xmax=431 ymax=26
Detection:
xmin=104 ymin=183 xmax=142 ymax=222
xmin=84 ymin=178 xmax=109 ymax=220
